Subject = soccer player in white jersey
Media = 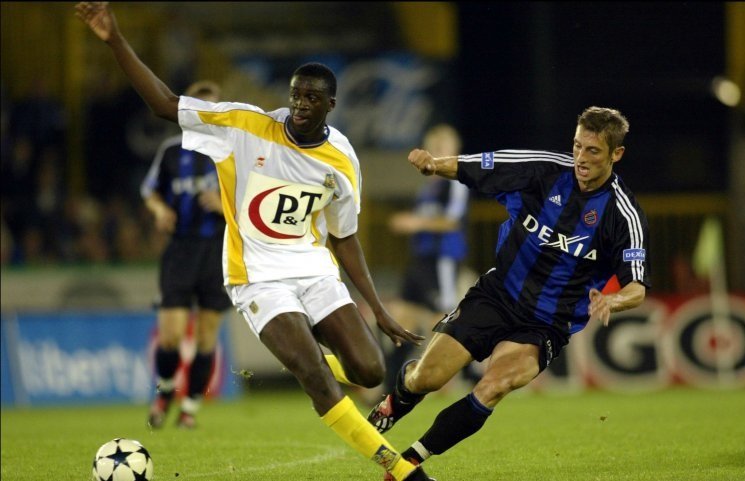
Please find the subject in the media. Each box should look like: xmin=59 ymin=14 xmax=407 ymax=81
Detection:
xmin=76 ymin=2 xmax=435 ymax=480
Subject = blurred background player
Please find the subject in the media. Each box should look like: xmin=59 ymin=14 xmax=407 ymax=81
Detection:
xmin=141 ymin=80 xmax=232 ymax=429
xmin=382 ymin=124 xmax=478 ymax=396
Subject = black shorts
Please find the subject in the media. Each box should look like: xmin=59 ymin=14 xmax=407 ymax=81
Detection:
xmin=433 ymin=280 xmax=569 ymax=372
xmin=401 ymin=255 xmax=458 ymax=312
xmin=159 ymin=237 xmax=232 ymax=311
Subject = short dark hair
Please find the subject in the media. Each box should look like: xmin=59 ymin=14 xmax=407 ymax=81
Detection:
xmin=577 ymin=106 xmax=629 ymax=152
xmin=292 ymin=62 xmax=337 ymax=97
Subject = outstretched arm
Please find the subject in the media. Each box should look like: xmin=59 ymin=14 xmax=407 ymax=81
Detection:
xmin=328 ymin=233 xmax=425 ymax=347
xmin=75 ymin=2 xmax=179 ymax=122
xmin=588 ymin=281 xmax=646 ymax=326
xmin=408 ymin=149 xmax=458 ymax=179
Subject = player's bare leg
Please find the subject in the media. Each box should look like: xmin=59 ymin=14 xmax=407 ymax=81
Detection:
xmin=148 ymin=307 xmax=189 ymax=429
xmin=313 ymin=303 xmax=385 ymax=388
xmin=261 ymin=312 xmax=344 ymax=412
xmin=472 ymin=341 xmax=540 ymax=407
xmin=378 ymin=300 xmax=440 ymax=396
xmin=261 ymin=312 xmax=434 ymax=480
xmin=368 ymin=332 xmax=472 ymax=433
xmin=177 ymin=309 xmax=223 ymax=428
xmin=157 ymin=308 xmax=191 ymax=349
xmin=399 ymin=341 xmax=540 ymax=466
xmin=407 ymin=333 xmax=473 ymax=392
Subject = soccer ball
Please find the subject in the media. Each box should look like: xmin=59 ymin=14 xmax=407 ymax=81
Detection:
xmin=91 ymin=438 xmax=153 ymax=481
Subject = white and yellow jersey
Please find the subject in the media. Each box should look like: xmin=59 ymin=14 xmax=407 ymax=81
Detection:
xmin=178 ymin=96 xmax=361 ymax=285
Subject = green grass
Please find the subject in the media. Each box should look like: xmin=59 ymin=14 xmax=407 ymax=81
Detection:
xmin=2 ymin=386 xmax=744 ymax=481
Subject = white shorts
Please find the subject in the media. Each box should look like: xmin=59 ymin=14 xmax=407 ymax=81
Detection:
xmin=227 ymin=275 xmax=355 ymax=338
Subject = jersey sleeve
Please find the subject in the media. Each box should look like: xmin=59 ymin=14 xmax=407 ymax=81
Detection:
xmin=456 ymin=150 xmax=574 ymax=194
xmin=323 ymin=147 xmax=362 ymax=239
xmin=178 ymin=96 xmax=236 ymax=161
xmin=140 ymin=148 xmax=163 ymax=200
xmin=140 ymin=136 xmax=176 ymax=199
xmin=444 ymin=180 xmax=470 ymax=220
xmin=608 ymin=187 xmax=651 ymax=289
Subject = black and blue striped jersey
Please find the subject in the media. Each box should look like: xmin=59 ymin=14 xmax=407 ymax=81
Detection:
xmin=140 ymin=135 xmax=225 ymax=239
xmin=411 ymin=178 xmax=469 ymax=261
xmin=457 ymin=149 xmax=650 ymax=335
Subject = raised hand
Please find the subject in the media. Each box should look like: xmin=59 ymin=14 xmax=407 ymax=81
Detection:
xmin=588 ymin=288 xmax=612 ymax=326
xmin=74 ymin=2 xmax=119 ymax=43
xmin=408 ymin=148 xmax=437 ymax=176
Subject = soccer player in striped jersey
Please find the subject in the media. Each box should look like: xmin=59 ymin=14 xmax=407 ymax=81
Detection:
xmin=368 ymin=107 xmax=650 ymax=474
xmin=76 ymin=2 xmax=433 ymax=480
xmin=141 ymin=80 xmax=232 ymax=430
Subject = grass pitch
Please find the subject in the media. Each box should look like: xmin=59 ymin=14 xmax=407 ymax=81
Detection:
xmin=1 ymin=386 xmax=743 ymax=481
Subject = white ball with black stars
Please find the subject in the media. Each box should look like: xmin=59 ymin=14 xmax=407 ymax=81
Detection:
xmin=91 ymin=438 xmax=153 ymax=481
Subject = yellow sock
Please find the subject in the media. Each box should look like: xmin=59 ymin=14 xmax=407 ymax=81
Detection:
xmin=324 ymin=354 xmax=358 ymax=387
xmin=322 ymin=396 xmax=418 ymax=481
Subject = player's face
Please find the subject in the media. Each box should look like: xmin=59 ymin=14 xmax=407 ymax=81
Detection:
xmin=288 ymin=75 xmax=335 ymax=140
xmin=572 ymin=125 xmax=624 ymax=192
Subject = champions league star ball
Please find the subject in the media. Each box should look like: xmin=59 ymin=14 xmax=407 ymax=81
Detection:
xmin=91 ymin=438 xmax=153 ymax=481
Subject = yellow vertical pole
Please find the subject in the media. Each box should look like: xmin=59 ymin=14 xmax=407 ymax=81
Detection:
xmin=391 ymin=2 xmax=458 ymax=59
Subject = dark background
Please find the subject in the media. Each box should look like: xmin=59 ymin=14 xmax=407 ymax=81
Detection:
xmin=1 ymin=2 xmax=740 ymax=281
xmin=455 ymin=2 xmax=728 ymax=193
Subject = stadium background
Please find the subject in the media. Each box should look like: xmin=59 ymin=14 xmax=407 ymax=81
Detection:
xmin=1 ymin=2 xmax=744 ymax=407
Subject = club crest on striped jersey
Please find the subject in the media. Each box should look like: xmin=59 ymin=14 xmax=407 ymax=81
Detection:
xmin=583 ymin=209 xmax=598 ymax=226
xmin=241 ymin=172 xmax=332 ymax=244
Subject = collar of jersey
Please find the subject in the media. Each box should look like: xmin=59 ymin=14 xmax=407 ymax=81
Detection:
xmin=284 ymin=119 xmax=329 ymax=149
xmin=572 ymin=171 xmax=617 ymax=197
